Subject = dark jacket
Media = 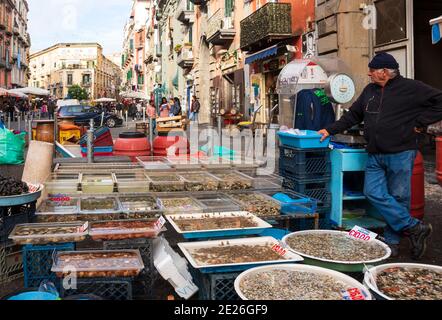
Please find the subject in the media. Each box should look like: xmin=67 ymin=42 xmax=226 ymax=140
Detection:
xmin=326 ymin=76 xmax=442 ymax=154
xmin=294 ymin=89 xmax=335 ymax=131
xmin=191 ymin=100 xmax=200 ymax=113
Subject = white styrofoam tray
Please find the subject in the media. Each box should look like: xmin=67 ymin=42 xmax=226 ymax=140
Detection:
xmin=166 ymin=211 xmax=273 ymax=235
xmin=178 ymin=236 xmax=304 ymax=271
xmin=235 ymin=263 xmax=373 ymax=300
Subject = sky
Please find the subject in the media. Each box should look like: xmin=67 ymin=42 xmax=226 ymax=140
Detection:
xmin=28 ymin=0 xmax=131 ymax=55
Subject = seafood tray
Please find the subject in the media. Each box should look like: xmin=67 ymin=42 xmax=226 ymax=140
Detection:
xmin=136 ymin=156 xmax=173 ymax=171
xmin=146 ymin=173 xmax=185 ymax=192
xmin=211 ymin=171 xmax=253 ymax=190
xmin=44 ymin=173 xmax=80 ymax=195
xmin=226 ymin=192 xmax=281 ymax=217
xmin=235 ymin=264 xmax=372 ymax=300
xmin=193 ymin=193 xmax=241 ymax=212
xmin=81 ymin=174 xmax=116 ymax=194
xmin=35 ymin=212 xmax=121 ymax=223
xmin=178 ymin=237 xmax=303 ymax=273
xmin=282 ymin=230 xmax=391 ymax=272
xmin=52 ymin=250 xmax=145 ymax=278
xmin=115 ymin=172 xmax=150 ymax=193
xmin=157 ymin=196 xmax=205 ymax=214
xmin=199 ymin=157 xmax=232 ymax=170
xmin=9 ymin=222 xmax=88 ymax=245
xmin=166 ymin=156 xmax=204 ymax=170
xmin=54 ymin=163 xmax=143 ymax=173
xmin=37 ymin=197 xmax=79 ymax=214
xmin=260 ymin=190 xmax=317 ymax=215
xmin=364 ymin=263 xmax=442 ymax=300
xmin=166 ymin=211 xmax=273 ymax=239
xmin=118 ymin=196 xmax=160 ymax=213
xmin=89 ymin=219 xmax=161 ymax=241
xmin=180 ymin=172 xmax=221 ymax=192
xmin=79 ymin=197 xmax=121 ymax=214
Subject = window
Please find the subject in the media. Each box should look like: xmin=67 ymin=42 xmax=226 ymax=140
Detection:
xmin=375 ymin=0 xmax=407 ymax=46
xmin=225 ymin=0 xmax=234 ymax=17
xmin=130 ymin=39 xmax=134 ymax=52
xmin=82 ymin=74 xmax=91 ymax=85
xmin=67 ymin=74 xmax=73 ymax=85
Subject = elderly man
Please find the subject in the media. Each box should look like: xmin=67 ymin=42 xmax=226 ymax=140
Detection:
xmin=319 ymin=52 xmax=442 ymax=259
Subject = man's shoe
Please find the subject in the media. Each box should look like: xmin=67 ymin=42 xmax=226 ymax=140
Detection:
xmin=388 ymin=244 xmax=400 ymax=258
xmin=406 ymin=223 xmax=433 ymax=260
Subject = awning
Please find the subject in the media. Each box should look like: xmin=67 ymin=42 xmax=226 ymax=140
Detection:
xmin=430 ymin=16 xmax=442 ymax=44
xmin=245 ymin=45 xmax=278 ymax=65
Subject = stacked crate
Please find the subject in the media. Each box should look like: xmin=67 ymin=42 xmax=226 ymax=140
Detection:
xmin=279 ymin=146 xmax=332 ymax=228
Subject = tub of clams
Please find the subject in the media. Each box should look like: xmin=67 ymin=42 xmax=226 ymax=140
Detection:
xmin=178 ymin=236 xmax=304 ymax=273
xmin=235 ymin=264 xmax=372 ymax=300
xmin=363 ymin=263 xmax=442 ymax=300
xmin=226 ymin=192 xmax=281 ymax=218
xmin=282 ymin=230 xmax=391 ymax=272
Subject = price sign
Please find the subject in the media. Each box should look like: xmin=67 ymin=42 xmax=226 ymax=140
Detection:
xmin=155 ymin=216 xmax=166 ymax=230
xmin=348 ymin=225 xmax=378 ymax=242
xmin=50 ymin=194 xmax=71 ymax=202
xmin=77 ymin=222 xmax=89 ymax=233
xmin=271 ymin=243 xmax=288 ymax=257
xmin=341 ymin=288 xmax=365 ymax=300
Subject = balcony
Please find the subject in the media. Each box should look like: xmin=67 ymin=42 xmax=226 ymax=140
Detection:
xmin=6 ymin=26 xmax=13 ymax=36
xmin=177 ymin=4 xmax=194 ymax=24
xmin=82 ymin=81 xmax=92 ymax=87
xmin=207 ymin=9 xmax=235 ymax=46
xmin=240 ymin=2 xmax=292 ymax=52
xmin=13 ymin=26 xmax=19 ymax=36
xmin=177 ymin=46 xmax=194 ymax=69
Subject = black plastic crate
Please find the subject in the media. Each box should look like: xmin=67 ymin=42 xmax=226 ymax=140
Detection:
xmin=282 ymin=177 xmax=331 ymax=206
xmin=191 ymin=268 xmax=240 ymax=301
xmin=23 ymin=243 xmax=75 ymax=289
xmin=103 ymin=238 xmax=156 ymax=299
xmin=0 ymin=242 xmax=23 ymax=284
xmin=60 ymin=277 xmax=133 ymax=300
xmin=0 ymin=202 xmax=36 ymax=242
xmin=279 ymin=146 xmax=331 ymax=179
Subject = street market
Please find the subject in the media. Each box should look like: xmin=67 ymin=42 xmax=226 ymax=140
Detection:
xmin=0 ymin=0 xmax=442 ymax=306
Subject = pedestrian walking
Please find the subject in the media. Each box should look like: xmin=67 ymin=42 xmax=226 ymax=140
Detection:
xmin=147 ymin=100 xmax=157 ymax=133
xmin=319 ymin=52 xmax=442 ymax=260
xmin=190 ymin=95 xmax=201 ymax=123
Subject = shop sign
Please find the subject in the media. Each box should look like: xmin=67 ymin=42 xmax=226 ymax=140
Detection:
xmin=221 ymin=51 xmax=239 ymax=72
xmin=302 ymin=31 xmax=317 ymax=59
xmin=348 ymin=225 xmax=378 ymax=242
xmin=262 ymin=56 xmax=287 ymax=73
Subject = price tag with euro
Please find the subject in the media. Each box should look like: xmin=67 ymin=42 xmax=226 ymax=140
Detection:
xmin=341 ymin=288 xmax=366 ymax=300
xmin=271 ymin=242 xmax=288 ymax=257
xmin=348 ymin=225 xmax=378 ymax=242
xmin=155 ymin=216 xmax=166 ymax=230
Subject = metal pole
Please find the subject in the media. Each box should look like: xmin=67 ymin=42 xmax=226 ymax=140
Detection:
xmin=87 ymin=118 xmax=95 ymax=163
xmin=28 ymin=115 xmax=33 ymax=144
xmin=18 ymin=115 xmax=20 ymax=131
xmin=125 ymin=111 xmax=128 ymax=128
xmin=100 ymin=112 xmax=105 ymax=127
xmin=143 ymin=107 xmax=146 ymax=123
xmin=217 ymin=114 xmax=222 ymax=155
xmin=149 ymin=116 xmax=153 ymax=156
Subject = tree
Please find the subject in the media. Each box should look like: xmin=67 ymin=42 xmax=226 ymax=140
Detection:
xmin=68 ymin=85 xmax=89 ymax=101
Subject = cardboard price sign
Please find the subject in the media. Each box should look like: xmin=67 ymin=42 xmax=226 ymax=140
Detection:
xmin=271 ymin=243 xmax=288 ymax=257
xmin=50 ymin=194 xmax=71 ymax=202
xmin=348 ymin=225 xmax=378 ymax=242
xmin=341 ymin=288 xmax=365 ymax=300
xmin=155 ymin=216 xmax=166 ymax=230
xmin=77 ymin=222 xmax=89 ymax=233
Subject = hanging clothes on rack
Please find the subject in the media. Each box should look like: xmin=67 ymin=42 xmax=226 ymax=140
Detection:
xmin=293 ymin=88 xmax=336 ymax=131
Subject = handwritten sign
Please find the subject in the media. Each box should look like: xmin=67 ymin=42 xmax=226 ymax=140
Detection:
xmin=341 ymin=288 xmax=365 ymax=300
xmin=155 ymin=216 xmax=166 ymax=230
xmin=271 ymin=243 xmax=287 ymax=257
xmin=348 ymin=225 xmax=378 ymax=242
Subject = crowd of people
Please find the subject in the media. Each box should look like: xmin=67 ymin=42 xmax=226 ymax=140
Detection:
xmin=0 ymin=97 xmax=56 ymax=122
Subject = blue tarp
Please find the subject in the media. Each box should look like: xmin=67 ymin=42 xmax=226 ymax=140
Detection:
xmin=245 ymin=45 xmax=278 ymax=65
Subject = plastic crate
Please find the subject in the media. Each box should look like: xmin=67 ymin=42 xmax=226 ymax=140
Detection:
xmin=278 ymin=130 xmax=331 ymax=149
xmin=79 ymin=126 xmax=113 ymax=145
xmin=0 ymin=202 xmax=36 ymax=242
xmin=60 ymin=277 xmax=133 ymax=300
xmin=282 ymin=177 xmax=331 ymax=206
xmin=279 ymin=146 xmax=331 ymax=179
xmin=0 ymin=242 xmax=23 ymax=284
xmin=103 ymin=238 xmax=156 ymax=299
xmin=191 ymin=269 xmax=240 ymax=301
xmin=81 ymin=146 xmax=113 ymax=154
xmin=23 ymin=243 xmax=75 ymax=289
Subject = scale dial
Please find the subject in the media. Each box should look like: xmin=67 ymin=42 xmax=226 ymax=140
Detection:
xmin=328 ymin=73 xmax=356 ymax=104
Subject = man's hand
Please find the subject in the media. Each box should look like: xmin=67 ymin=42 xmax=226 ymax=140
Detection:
xmin=318 ymin=129 xmax=330 ymax=142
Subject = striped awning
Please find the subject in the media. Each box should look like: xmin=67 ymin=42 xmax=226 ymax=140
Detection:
xmin=245 ymin=45 xmax=278 ymax=65
xmin=430 ymin=16 xmax=442 ymax=44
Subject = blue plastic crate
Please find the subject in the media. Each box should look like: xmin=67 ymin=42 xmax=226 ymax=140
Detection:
xmin=23 ymin=243 xmax=75 ymax=289
xmin=262 ymin=190 xmax=317 ymax=214
xmin=278 ymin=130 xmax=331 ymax=149
xmin=80 ymin=146 xmax=113 ymax=153
xmin=279 ymin=146 xmax=331 ymax=179
xmin=282 ymin=176 xmax=331 ymax=206
xmin=60 ymin=277 xmax=133 ymax=300
xmin=190 ymin=268 xmax=240 ymax=301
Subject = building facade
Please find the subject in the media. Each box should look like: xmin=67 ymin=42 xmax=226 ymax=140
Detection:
xmin=29 ymin=43 xmax=121 ymax=100
xmin=0 ymin=0 xmax=30 ymax=89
